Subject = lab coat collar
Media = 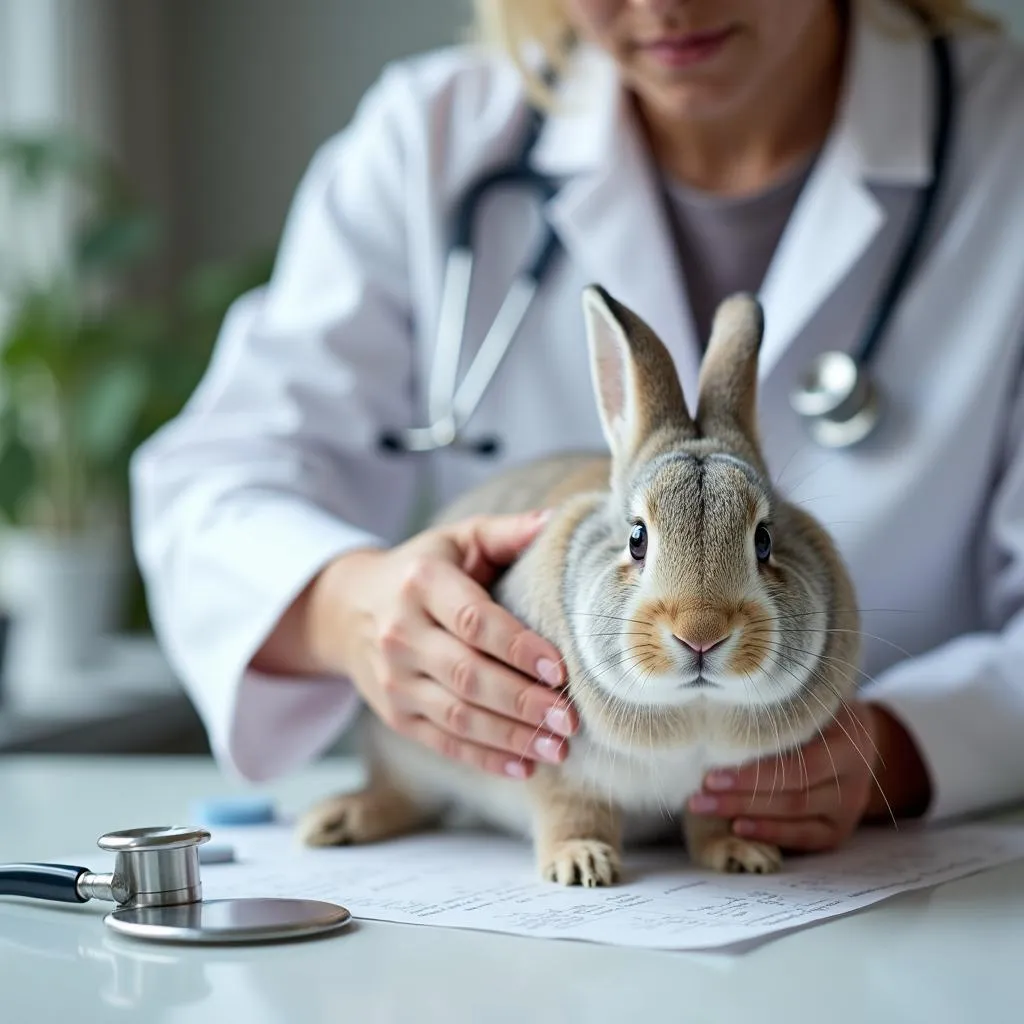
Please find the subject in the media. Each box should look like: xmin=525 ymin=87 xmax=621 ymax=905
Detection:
xmin=529 ymin=0 xmax=937 ymax=384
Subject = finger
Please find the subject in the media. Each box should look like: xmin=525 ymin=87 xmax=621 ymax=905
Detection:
xmin=404 ymin=676 xmax=569 ymax=765
xmin=688 ymin=780 xmax=847 ymax=820
xmin=414 ymin=558 xmax=566 ymax=687
xmin=449 ymin=510 xmax=550 ymax=575
xmin=729 ymin=816 xmax=841 ymax=853
xmin=398 ymin=714 xmax=539 ymax=780
xmin=704 ymin=735 xmax=859 ymax=794
xmin=415 ymin=625 xmax=576 ymax=737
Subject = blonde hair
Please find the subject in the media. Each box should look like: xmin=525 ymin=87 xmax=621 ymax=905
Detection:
xmin=471 ymin=0 xmax=1003 ymax=104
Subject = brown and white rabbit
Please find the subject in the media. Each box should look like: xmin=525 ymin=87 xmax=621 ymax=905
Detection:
xmin=297 ymin=286 xmax=861 ymax=884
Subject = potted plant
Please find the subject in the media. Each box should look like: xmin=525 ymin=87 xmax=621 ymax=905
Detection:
xmin=0 ymin=130 xmax=272 ymax=708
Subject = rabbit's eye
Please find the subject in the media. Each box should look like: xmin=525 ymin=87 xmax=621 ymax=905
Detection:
xmin=754 ymin=523 xmax=772 ymax=563
xmin=629 ymin=522 xmax=648 ymax=561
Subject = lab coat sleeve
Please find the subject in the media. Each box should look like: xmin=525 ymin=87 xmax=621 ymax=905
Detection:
xmin=130 ymin=63 xmax=425 ymax=782
xmin=864 ymin=355 xmax=1024 ymax=821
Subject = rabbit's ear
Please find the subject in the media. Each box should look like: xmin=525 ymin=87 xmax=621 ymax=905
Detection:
xmin=695 ymin=293 xmax=765 ymax=446
xmin=582 ymin=285 xmax=696 ymax=466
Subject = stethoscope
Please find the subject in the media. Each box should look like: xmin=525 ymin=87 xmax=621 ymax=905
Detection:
xmin=0 ymin=826 xmax=351 ymax=945
xmin=379 ymin=30 xmax=954 ymax=455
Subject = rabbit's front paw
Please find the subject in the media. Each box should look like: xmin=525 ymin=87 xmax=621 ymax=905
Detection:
xmin=296 ymin=786 xmax=426 ymax=847
xmin=297 ymin=791 xmax=381 ymax=846
xmin=541 ymin=839 xmax=621 ymax=886
xmin=696 ymin=836 xmax=782 ymax=874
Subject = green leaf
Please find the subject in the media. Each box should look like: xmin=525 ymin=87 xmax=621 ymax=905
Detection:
xmin=73 ymin=304 xmax=165 ymax=362
xmin=0 ymin=133 xmax=95 ymax=189
xmin=0 ymin=430 xmax=37 ymax=524
xmin=179 ymin=249 xmax=275 ymax=322
xmin=0 ymin=286 xmax=78 ymax=371
xmin=0 ymin=132 xmax=126 ymax=211
xmin=74 ymin=361 xmax=151 ymax=464
xmin=75 ymin=208 xmax=161 ymax=273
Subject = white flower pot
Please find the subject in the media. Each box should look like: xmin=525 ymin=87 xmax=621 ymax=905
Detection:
xmin=0 ymin=526 xmax=130 ymax=713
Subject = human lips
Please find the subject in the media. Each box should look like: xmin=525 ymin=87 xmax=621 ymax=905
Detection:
xmin=637 ymin=26 xmax=736 ymax=69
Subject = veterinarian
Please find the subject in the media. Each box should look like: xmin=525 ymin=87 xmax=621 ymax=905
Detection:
xmin=131 ymin=0 xmax=1024 ymax=854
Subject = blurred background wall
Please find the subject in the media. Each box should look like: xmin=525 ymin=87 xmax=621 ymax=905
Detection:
xmin=113 ymin=0 xmax=471 ymax=278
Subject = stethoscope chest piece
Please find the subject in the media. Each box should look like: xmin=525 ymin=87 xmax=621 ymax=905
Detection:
xmin=1 ymin=825 xmax=352 ymax=945
xmin=789 ymin=350 xmax=882 ymax=449
xmin=106 ymin=896 xmax=352 ymax=945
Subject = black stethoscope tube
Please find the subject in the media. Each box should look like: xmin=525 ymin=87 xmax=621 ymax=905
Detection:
xmin=0 ymin=864 xmax=90 ymax=903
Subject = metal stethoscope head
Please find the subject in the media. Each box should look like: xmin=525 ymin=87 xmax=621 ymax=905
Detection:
xmin=789 ymin=351 xmax=882 ymax=449
xmin=1 ymin=825 xmax=351 ymax=945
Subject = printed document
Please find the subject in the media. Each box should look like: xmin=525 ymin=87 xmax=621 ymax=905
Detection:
xmin=186 ymin=821 xmax=1024 ymax=952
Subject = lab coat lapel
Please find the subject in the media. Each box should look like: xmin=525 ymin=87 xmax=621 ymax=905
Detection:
xmin=529 ymin=50 xmax=703 ymax=405
xmin=755 ymin=140 xmax=887 ymax=379
xmin=757 ymin=0 xmax=934 ymax=377
xmin=529 ymin=0 xmax=935 ymax=388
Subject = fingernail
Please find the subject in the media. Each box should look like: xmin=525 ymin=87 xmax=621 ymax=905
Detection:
xmin=705 ymin=772 xmax=735 ymax=791
xmin=689 ymin=794 xmax=718 ymax=813
xmin=505 ymin=760 xmax=529 ymax=779
xmin=533 ymin=508 xmax=553 ymax=524
xmin=543 ymin=706 xmax=575 ymax=737
xmin=733 ymin=818 xmax=757 ymax=836
xmin=536 ymin=658 xmax=563 ymax=686
xmin=534 ymin=736 xmax=566 ymax=763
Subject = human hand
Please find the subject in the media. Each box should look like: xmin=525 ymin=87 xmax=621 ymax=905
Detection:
xmin=686 ymin=701 xmax=886 ymax=852
xmin=310 ymin=509 xmax=576 ymax=779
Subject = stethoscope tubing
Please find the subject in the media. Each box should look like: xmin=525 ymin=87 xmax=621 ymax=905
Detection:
xmin=380 ymin=25 xmax=955 ymax=456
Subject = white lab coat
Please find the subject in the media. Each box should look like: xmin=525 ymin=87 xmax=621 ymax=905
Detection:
xmin=131 ymin=0 xmax=1024 ymax=822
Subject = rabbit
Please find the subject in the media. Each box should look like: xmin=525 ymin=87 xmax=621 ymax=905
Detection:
xmin=296 ymin=285 xmax=861 ymax=885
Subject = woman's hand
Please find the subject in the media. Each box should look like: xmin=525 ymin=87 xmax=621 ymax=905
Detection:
xmin=302 ymin=509 xmax=576 ymax=779
xmin=686 ymin=700 xmax=932 ymax=852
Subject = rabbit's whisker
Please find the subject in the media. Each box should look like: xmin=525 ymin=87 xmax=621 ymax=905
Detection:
xmin=745 ymin=607 xmax=919 ymax=628
xmin=770 ymin=443 xmax=806 ymax=492
xmin=738 ymin=670 xmax=767 ymax=806
xmin=801 ymin=683 xmax=898 ymax=831
xmin=569 ymin=611 xmax=653 ymax=628
xmin=748 ymin=635 xmax=880 ymax=694
xmin=761 ymin=681 xmax=784 ymax=806
xmin=742 ymin=655 xmax=843 ymax=814
xmin=761 ymin=652 xmax=838 ymax=788
xmin=777 ymin=449 xmax=847 ymax=500
xmin=579 ymin=649 xmax=656 ymax=689
xmin=791 ymin=688 xmax=843 ymax=805
xmin=746 ymin=638 xmax=892 ymax=784
xmin=776 ymin=689 xmax=811 ymax=797
xmin=575 ymin=630 xmax=650 ymax=638
xmin=749 ymin=624 xmax=913 ymax=660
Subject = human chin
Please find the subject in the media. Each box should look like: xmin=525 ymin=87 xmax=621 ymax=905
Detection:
xmin=625 ymin=46 xmax=756 ymax=119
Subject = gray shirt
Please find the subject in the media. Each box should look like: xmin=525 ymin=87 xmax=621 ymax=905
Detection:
xmin=663 ymin=158 xmax=814 ymax=346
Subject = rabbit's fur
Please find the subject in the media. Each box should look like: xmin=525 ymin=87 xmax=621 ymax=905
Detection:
xmin=298 ymin=287 xmax=860 ymax=882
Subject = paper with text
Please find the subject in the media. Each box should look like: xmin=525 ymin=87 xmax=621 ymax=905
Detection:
xmin=182 ymin=822 xmax=1024 ymax=952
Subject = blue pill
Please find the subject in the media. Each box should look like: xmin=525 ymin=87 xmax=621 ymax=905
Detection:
xmin=190 ymin=795 xmax=276 ymax=826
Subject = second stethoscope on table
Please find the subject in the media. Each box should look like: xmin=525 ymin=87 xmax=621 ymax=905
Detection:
xmin=379 ymin=30 xmax=955 ymax=456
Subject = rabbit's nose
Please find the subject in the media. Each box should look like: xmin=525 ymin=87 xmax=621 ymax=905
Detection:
xmin=674 ymin=632 xmax=731 ymax=655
